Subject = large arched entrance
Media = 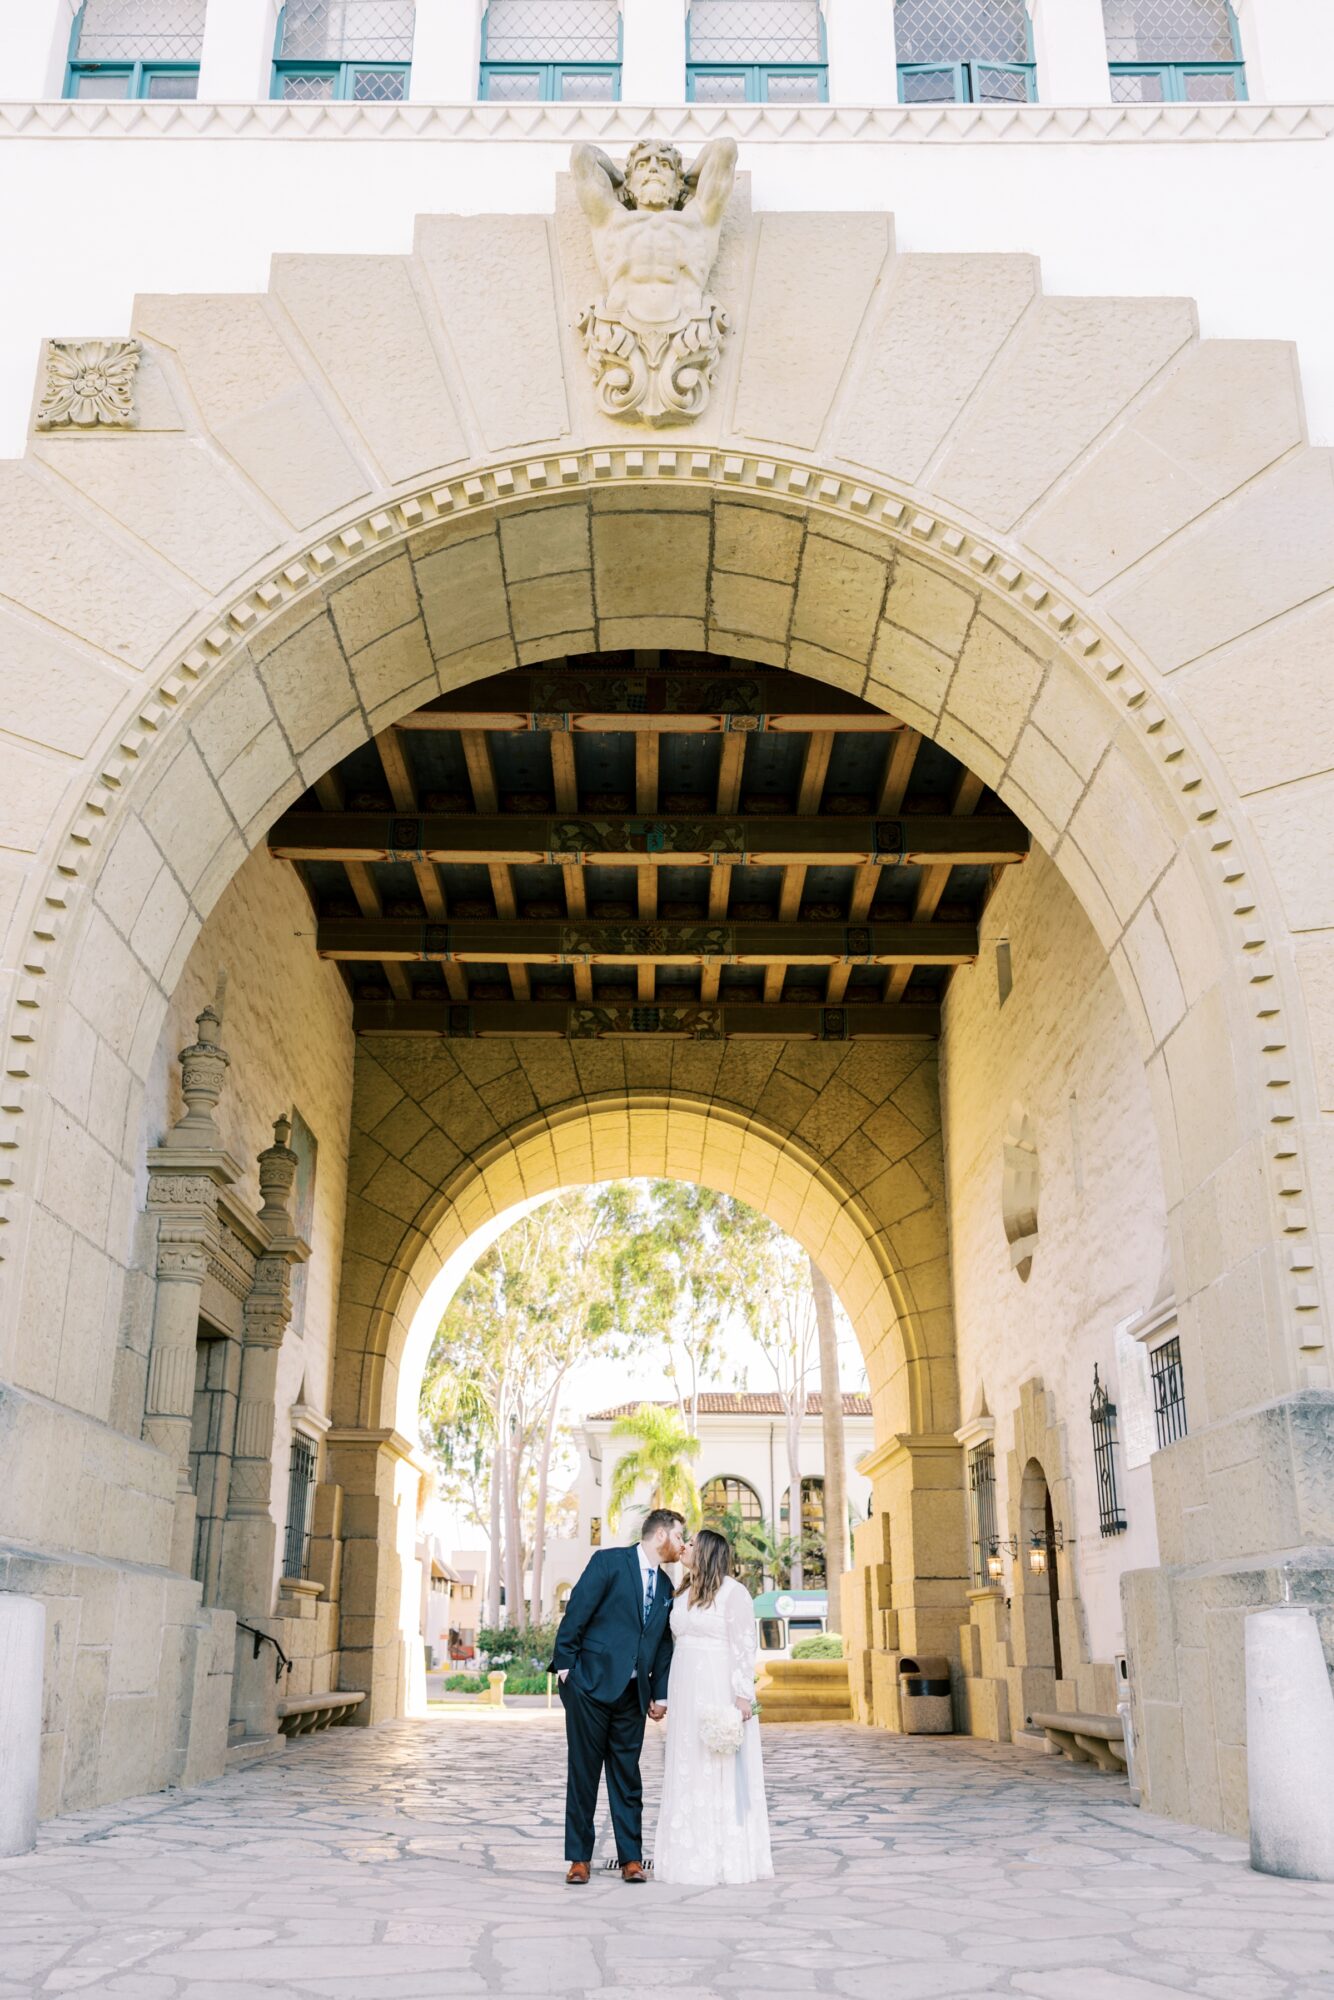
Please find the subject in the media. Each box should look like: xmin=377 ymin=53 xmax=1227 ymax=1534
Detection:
xmin=0 ymin=187 xmax=1327 ymax=1842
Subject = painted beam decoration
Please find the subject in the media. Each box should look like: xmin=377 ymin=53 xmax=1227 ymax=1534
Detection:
xmin=315 ymin=917 xmax=980 ymax=967
xmin=270 ymin=812 xmax=1029 ymax=869
xmin=351 ymin=1000 xmax=942 ymax=1040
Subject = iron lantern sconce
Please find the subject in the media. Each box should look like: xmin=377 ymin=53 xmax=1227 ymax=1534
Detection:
xmin=1028 ymin=1524 xmax=1065 ymax=1575
xmin=987 ymin=1536 xmax=1019 ymax=1580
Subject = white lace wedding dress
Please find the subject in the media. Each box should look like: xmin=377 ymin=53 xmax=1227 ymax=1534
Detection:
xmin=654 ymin=1574 xmax=774 ymax=1884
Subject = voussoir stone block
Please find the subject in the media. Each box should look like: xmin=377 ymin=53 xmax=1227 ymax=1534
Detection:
xmin=934 ymin=295 xmax=1196 ymax=531
xmin=498 ymin=504 xmax=590 ymax=585
xmin=792 ymin=533 xmax=887 ymax=662
xmin=591 ymin=511 xmax=710 ymax=620
xmin=415 ymin=533 xmax=510 ymax=659
xmin=713 ymin=502 xmax=804 ymax=584
xmin=253 ymin=611 xmax=359 ymax=755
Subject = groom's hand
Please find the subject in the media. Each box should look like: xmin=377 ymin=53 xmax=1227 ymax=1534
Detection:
xmin=647 ymin=1702 xmax=667 ymax=1720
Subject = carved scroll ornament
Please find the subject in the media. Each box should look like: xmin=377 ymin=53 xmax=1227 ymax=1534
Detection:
xmin=570 ymin=139 xmax=737 ymax=426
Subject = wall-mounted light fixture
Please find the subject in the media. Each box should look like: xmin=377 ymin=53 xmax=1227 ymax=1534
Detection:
xmin=987 ymin=1536 xmax=1019 ymax=1580
xmin=1028 ymin=1524 xmax=1065 ymax=1575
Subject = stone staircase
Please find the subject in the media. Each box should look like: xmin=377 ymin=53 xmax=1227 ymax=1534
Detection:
xmin=756 ymin=1658 xmax=853 ymax=1723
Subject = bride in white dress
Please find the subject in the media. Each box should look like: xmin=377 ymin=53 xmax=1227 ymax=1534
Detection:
xmin=654 ymin=1528 xmax=774 ymax=1885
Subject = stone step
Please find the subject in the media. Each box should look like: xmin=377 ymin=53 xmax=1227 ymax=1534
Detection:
xmin=224 ymin=1734 xmax=284 ymax=1772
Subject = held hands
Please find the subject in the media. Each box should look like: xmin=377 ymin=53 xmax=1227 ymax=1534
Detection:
xmin=734 ymin=1697 xmax=753 ymax=1722
xmin=647 ymin=1702 xmax=667 ymax=1721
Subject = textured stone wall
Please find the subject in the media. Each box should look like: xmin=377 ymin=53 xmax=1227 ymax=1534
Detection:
xmin=942 ymin=842 xmax=1168 ymax=1659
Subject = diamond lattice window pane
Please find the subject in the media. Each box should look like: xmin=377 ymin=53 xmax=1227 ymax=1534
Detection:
xmin=690 ymin=1 xmax=822 ymax=64
xmin=559 ymin=71 xmax=618 ymax=100
xmin=978 ymin=67 xmax=1029 ymax=101
xmin=485 ymin=69 xmax=544 ymax=98
xmin=485 ymin=1 xmax=620 ymax=63
xmin=895 ymin=0 xmax=1029 ymax=65
xmin=900 ymin=66 xmax=960 ymax=102
xmin=76 ymin=0 xmax=206 ymax=63
xmin=765 ymin=70 xmax=823 ymax=101
xmin=1102 ymin=0 xmax=1235 ymax=62
xmin=692 ymin=70 xmax=749 ymax=101
xmin=351 ymin=66 xmax=408 ymax=99
xmin=281 ymin=0 xmax=415 ymax=63
xmin=145 ymin=69 xmax=199 ymax=97
xmin=1110 ymin=69 xmax=1162 ymax=100
xmin=1182 ymin=66 xmax=1241 ymax=98
xmin=280 ymin=72 xmax=339 ymax=99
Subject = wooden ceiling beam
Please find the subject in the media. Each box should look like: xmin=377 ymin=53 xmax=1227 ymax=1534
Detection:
xmin=703 ymin=730 xmax=748 ymax=1002
xmin=635 ymin=733 xmax=660 ymax=1001
xmin=396 ymin=670 xmax=908 ymax=736
xmin=315 ymin=917 xmax=979 ymax=967
xmin=312 ymin=770 xmax=412 ymax=1004
xmin=373 ymin=729 xmax=466 ymax=1000
xmin=459 ymin=730 xmax=529 ymax=1001
xmin=827 ymin=728 xmax=924 ymax=1006
xmin=269 ymin=811 xmax=1028 ymax=869
xmin=884 ymin=766 xmax=987 ymax=1005
xmin=547 ymin=731 xmax=591 ymax=999
xmin=352 ymin=998 xmax=942 ymax=1040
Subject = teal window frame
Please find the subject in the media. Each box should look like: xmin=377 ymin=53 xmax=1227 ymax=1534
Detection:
xmin=271 ymin=4 xmax=412 ymax=101
xmin=64 ymin=3 xmax=200 ymax=99
xmin=686 ymin=4 xmax=827 ymax=104
xmin=1107 ymin=1 xmax=1246 ymax=101
xmin=478 ymin=5 xmax=622 ymax=101
xmin=897 ymin=57 xmax=1034 ymax=102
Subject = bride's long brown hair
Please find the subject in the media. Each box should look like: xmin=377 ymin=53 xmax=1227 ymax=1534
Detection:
xmin=682 ymin=1527 xmax=732 ymax=1611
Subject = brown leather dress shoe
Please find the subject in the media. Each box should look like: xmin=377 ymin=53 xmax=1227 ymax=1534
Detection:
xmin=620 ymin=1861 xmax=649 ymax=1884
xmin=566 ymin=1861 xmax=591 ymax=1885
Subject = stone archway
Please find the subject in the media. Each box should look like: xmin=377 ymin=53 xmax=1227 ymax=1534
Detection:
xmin=0 ymin=183 xmax=1328 ymax=1833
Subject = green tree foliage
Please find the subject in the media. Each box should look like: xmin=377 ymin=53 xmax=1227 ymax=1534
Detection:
xmin=607 ymin=1402 xmax=703 ymax=1530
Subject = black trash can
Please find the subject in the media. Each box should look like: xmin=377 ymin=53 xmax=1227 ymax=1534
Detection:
xmin=898 ymin=1654 xmax=953 ymax=1733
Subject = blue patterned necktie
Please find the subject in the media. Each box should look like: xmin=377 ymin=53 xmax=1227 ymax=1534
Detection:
xmin=642 ymin=1565 xmax=655 ymax=1626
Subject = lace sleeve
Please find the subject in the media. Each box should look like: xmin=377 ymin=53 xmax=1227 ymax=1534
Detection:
xmin=724 ymin=1579 xmax=758 ymax=1702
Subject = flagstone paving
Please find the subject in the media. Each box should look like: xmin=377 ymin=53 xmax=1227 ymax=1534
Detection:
xmin=4 ymin=1713 xmax=1334 ymax=1999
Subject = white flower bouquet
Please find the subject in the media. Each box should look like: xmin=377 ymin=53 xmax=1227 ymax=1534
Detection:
xmin=699 ymin=1706 xmax=746 ymax=1756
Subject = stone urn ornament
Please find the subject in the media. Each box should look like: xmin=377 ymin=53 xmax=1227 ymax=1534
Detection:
xmin=570 ymin=137 xmax=737 ymax=425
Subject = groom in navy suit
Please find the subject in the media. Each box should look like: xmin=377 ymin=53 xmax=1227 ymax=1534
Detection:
xmin=551 ymin=1507 xmax=685 ymax=1884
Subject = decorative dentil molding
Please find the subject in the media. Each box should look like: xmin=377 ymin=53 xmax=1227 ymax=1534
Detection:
xmin=36 ymin=338 xmax=139 ymax=430
xmin=1 ymin=100 xmax=1333 ymax=143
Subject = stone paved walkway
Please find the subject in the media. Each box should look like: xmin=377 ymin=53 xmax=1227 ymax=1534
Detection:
xmin=4 ymin=1713 xmax=1334 ymax=1999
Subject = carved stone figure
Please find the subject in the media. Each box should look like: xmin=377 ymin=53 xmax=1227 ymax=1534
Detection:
xmin=36 ymin=337 xmax=140 ymax=429
xmin=571 ymin=138 xmax=737 ymax=425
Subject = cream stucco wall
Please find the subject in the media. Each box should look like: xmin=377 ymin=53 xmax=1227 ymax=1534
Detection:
xmin=942 ymin=844 xmax=1167 ymax=1665
xmin=136 ymin=844 xmax=354 ymax=1586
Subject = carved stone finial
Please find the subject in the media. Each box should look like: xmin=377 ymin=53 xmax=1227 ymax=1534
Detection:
xmin=36 ymin=338 xmax=140 ymax=430
xmin=257 ymin=1114 xmax=299 ymax=1233
xmin=570 ymin=138 xmax=737 ymax=425
xmin=163 ymin=1002 xmax=230 ymax=1151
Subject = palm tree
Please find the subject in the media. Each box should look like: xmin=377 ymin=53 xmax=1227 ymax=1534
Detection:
xmin=606 ymin=1403 xmax=702 ymax=1531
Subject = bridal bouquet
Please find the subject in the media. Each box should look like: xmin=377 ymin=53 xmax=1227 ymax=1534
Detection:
xmin=699 ymin=1706 xmax=746 ymax=1757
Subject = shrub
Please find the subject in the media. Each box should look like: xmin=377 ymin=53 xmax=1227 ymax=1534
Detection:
xmin=791 ymin=1634 xmax=844 ymax=1660
xmin=443 ymin=1672 xmax=487 ymax=1692
xmin=504 ymin=1673 xmax=554 ymax=1695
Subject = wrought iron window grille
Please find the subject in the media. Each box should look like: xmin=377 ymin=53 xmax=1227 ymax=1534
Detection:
xmin=1090 ymin=1364 xmax=1127 ymax=1537
xmin=1149 ymin=1333 xmax=1188 ymax=1449
xmin=1104 ymin=0 xmax=1246 ymax=102
xmin=687 ymin=0 xmax=827 ymax=103
xmin=66 ymin=0 xmax=204 ymax=98
xmin=480 ymin=0 xmax=621 ymax=101
xmin=967 ymin=1440 xmax=998 ymax=1587
xmin=273 ymin=0 xmax=414 ymax=102
xmin=895 ymin=0 xmax=1035 ymax=104
xmin=284 ymin=1431 xmax=318 ymax=1581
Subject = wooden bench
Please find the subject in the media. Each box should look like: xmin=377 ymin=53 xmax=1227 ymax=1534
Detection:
xmin=1029 ymin=1710 xmax=1127 ymax=1774
xmin=277 ymin=1691 xmax=366 ymax=1737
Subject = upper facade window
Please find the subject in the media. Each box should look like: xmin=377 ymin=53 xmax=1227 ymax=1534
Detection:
xmin=66 ymin=0 xmax=205 ymax=100
xmin=273 ymin=0 xmax=415 ymax=102
xmin=480 ymin=1 xmax=621 ymax=101
xmin=895 ymin=0 xmax=1035 ymax=104
xmin=1103 ymin=0 xmax=1245 ymax=102
xmin=687 ymin=1 xmax=827 ymax=103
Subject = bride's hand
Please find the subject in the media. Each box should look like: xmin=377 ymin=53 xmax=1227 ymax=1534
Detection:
xmin=734 ymin=1697 xmax=753 ymax=1721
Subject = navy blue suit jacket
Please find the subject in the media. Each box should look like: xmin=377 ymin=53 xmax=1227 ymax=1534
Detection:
xmin=550 ymin=1544 xmax=674 ymax=1713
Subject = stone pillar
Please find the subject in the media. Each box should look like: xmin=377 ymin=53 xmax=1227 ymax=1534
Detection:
xmin=326 ymin=1428 xmax=429 ymax=1722
xmin=859 ymin=1432 xmax=969 ymax=1728
xmin=0 ymin=1596 xmax=43 ymax=1857
xmin=0 ymin=0 xmax=75 ymax=99
xmin=1234 ymin=0 xmax=1334 ymax=102
xmin=1247 ymin=1606 xmax=1334 ymax=1880
xmin=409 ymin=0 xmax=484 ymax=101
xmin=1028 ymin=0 xmax=1112 ymax=103
xmin=142 ymin=1005 xmax=241 ymax=1579
xmin=827 ymin=0 xmax=898 ymax=106
xmin=220 ymin=1118 xmax=302 ymax=1609
xmin=621 ymin=0 xmax=686 ymax=103
xmin=198 ymin=0 xmax=279 ymax=100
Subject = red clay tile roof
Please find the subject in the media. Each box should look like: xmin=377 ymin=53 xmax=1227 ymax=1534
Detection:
xmin=587 ymin=1392 xmax=872 ymax=1420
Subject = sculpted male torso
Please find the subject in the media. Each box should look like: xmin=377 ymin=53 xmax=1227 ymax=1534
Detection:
xmin=572 ymin=138 xmax=737 ymax=331
xmin=570 ymin=138 xmax=738 ymax=422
